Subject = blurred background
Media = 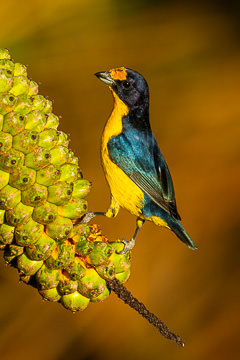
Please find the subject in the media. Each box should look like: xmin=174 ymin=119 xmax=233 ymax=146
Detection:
xmin=0 ymin=0 xmax=239 ymax=359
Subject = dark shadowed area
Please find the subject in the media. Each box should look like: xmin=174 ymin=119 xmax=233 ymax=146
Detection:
xmin=0 ymin=0 xmax=239 ymax=359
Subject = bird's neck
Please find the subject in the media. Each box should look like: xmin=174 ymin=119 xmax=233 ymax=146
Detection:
xmin=123 ymin=99 xmax=150 ymax=132
xmin=127 ymin=109 xmax=150 ymax=130
xmin=102 ymin=89 xmax=151 ymax=148
xmin=102 ymin=89 xmax=129 ymax=145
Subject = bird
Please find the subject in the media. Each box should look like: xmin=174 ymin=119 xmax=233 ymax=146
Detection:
xmin=84 ymin=66 xmax=197 ymax=254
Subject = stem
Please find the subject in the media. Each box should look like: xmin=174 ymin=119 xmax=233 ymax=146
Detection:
xmin=106 ymin=278 xmax=184 ymax=347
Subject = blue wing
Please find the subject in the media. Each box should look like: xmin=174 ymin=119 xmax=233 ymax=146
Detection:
xmin=107 ymin=128 xmax=181 ymax=220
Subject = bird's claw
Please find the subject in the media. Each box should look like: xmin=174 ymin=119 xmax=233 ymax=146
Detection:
xmin=116 ymin=238 xmax=136 ymax=255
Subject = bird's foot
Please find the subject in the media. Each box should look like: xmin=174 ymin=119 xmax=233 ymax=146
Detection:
xmin=116 ymin=238 xmax=136 ymax=255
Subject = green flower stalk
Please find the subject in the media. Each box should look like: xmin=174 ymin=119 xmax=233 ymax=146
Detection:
xmin=0 ymin=48 xmax=131 ymax=312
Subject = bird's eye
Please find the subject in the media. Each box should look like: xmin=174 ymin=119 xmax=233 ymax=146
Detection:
xmin=122 ymin=80 xmax=131 ymax=89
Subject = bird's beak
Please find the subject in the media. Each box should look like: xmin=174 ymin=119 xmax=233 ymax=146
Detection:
xmin=95 ymin=71 xmax=115 ymax=86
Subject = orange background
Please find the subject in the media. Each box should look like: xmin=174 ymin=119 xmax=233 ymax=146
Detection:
xmin=0 ymin=1 xmax=239 ymax=359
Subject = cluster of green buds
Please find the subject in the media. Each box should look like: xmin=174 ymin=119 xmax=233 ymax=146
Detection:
xmin=0 ymin=48 xmax=131 ymax=312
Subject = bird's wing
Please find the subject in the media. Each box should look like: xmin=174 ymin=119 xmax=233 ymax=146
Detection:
xmin=107 ymin=131 xmax=181 ymax=220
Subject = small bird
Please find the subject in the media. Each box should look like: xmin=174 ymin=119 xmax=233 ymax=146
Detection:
xmin=84 ymin=67 xmax=197 ymax=254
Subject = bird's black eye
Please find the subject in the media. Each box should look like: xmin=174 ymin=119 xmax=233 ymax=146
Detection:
xmin=122 ymin=80 xmax=131 ymax=89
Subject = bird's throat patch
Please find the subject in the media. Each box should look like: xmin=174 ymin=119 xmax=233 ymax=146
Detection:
xmin=109 ymin=67 xmax=127 ymax=81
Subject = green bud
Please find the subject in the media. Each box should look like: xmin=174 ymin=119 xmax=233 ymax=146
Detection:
xmin=71 ymin=223 xmax=90 ymax=238
xmin=36 ymin=164 xmax=61 ymax=186
xmin=0 ymin=131 xmax=12 ymax=153
xmin=14 ymin=95 xmax=33 ymax=114
xmin=67 ymin=151 xmax=79 ymax=165
xmin=26 ymin=232 xmax=57 ymax=261
xmin=12 ymin=129 xmax=39 ymax=154
xmin=28 ymin=80 xmax=39 ymax=96
xmin=0 ymin=170 xmax=9 ymax=189
xmin=61 ymin=291 xmax=90 ymax=312
xmin=45 ymin=241 xmax=75 ymax=269
xmin=90 ymin=285 xmax=110 ymax=303
xmin=32 ymin=202 xmax=58 ymax=224
xmin=72 ymin=179 xmax=91 ymax=199
xmin=21 ymin=183 xmax=48 ymax=207
xmin=25 ymin=110 xmax=47 ymax=132
xmin=85 ymin=241 xmax=113 ymax=266
xmin=0 ymin=184 xmax=21 ymax=210
xmin=78 ymin=268 xmax=107 ymax=300
xmin=9 ymin=166 xmax=36 ymax=190
xmin=3 ymin=111 xmax=26 ymax=136
xmin=10 ymin=75 xmax=30 ymax=96
xmin=44 ymin=98 xmax=52 ymax=113
xmin=39 ymin=287 xmax=61 ymax=302
xmin=59 ymin=163 xmax=82 ymax=183
xmin=58 ymin=272 xmax=78 ymax=295
xmin=65 ymin=256 xmax=86 ymax=281
xmin=0 ymin=148 xmax=24 ymax=173
xmin=38 ymin=129 xmax=59 ymax=149
xmin=17 ymin=252 xmax=43 ymax=276
xmin=75 ymin=237 xmax=93 ymax=257
xmin=19 ymin=274 xmax=32 ymax=284
xmin=15 ymin=218 xmax=44 ymax=246
xmin=14 ymin=62 xmax=27 ymax=76
xmin=29 ymin=95 xmax=52 ymax=113
xmin=44 ymin=113 xmax=59 ymax=130
xmin=3 ymin=244 xmax=24 ymax=264
xmin=24 ymin=147 xmax=51 ymax=170
xmin=95 ymin=262 xmax=115 ymax=280
xmin=0 ymin=49 xmax=11 ymax=59
xmin=36 ymin=264 xmax=60 ymax=290
xmin=58 ymin=198 xmax=87 ymax=220
xmin=0 ymin=93 xmax=17 ymax=115
xmin=46 ymin=216 xmax=73 ymax=242
xmin=47 ymin=181 xmax=72 ymax=205
xmin=0 ymin=223 xmax=14 ymax=245
xmin=0 ymin=59 xmax=14 ymax=71
xmin=30 ymin=95 xmax=49 ymax=112
xmin=115 ymin=268 xmax=131 ymax=283
xmin=0 ymin=68 xmax=14 ymax=92
xmin=5 ymin=202 xmax=33 ymax=226
xmin=9 ymin=244 xmax=24 ymax=256
xmin=50 ymin=146 xmax=69 ymax=166
xmin=108 ymin=242 xmax=131 ymax=274
xmin=0 ymin=114 xmax=3 ymax=130
xmin=56 ymin=131 xmax=69 ymax=147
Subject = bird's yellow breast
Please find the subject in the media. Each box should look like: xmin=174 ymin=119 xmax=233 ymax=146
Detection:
xmin=101 ymin=90 xmax=145 ymax=217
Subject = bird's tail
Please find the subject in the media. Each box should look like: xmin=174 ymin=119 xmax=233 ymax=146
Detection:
xmin=169 ymin=219 xmax=197 ymax=250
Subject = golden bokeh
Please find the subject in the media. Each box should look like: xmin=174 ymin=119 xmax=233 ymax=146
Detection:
xmin=0 ymin=1 xmax=239 ymax=359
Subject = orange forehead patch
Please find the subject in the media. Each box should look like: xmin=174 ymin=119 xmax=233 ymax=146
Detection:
xmin=109 ymin=67 xmax=127 ymax=81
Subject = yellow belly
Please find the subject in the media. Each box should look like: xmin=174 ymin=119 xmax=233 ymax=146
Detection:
xmin=101 ymin=89 xmax=144 ymax=218
xmin=101 ymin=145 xmax=144 ymax=217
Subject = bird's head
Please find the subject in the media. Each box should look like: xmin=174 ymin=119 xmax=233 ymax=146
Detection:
xmin=95 ymin=67 xmax=149 ymax=115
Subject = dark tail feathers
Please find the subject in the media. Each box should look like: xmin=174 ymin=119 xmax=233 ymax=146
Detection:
xmin=170 ymin=219 xmax=197 ymax=250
